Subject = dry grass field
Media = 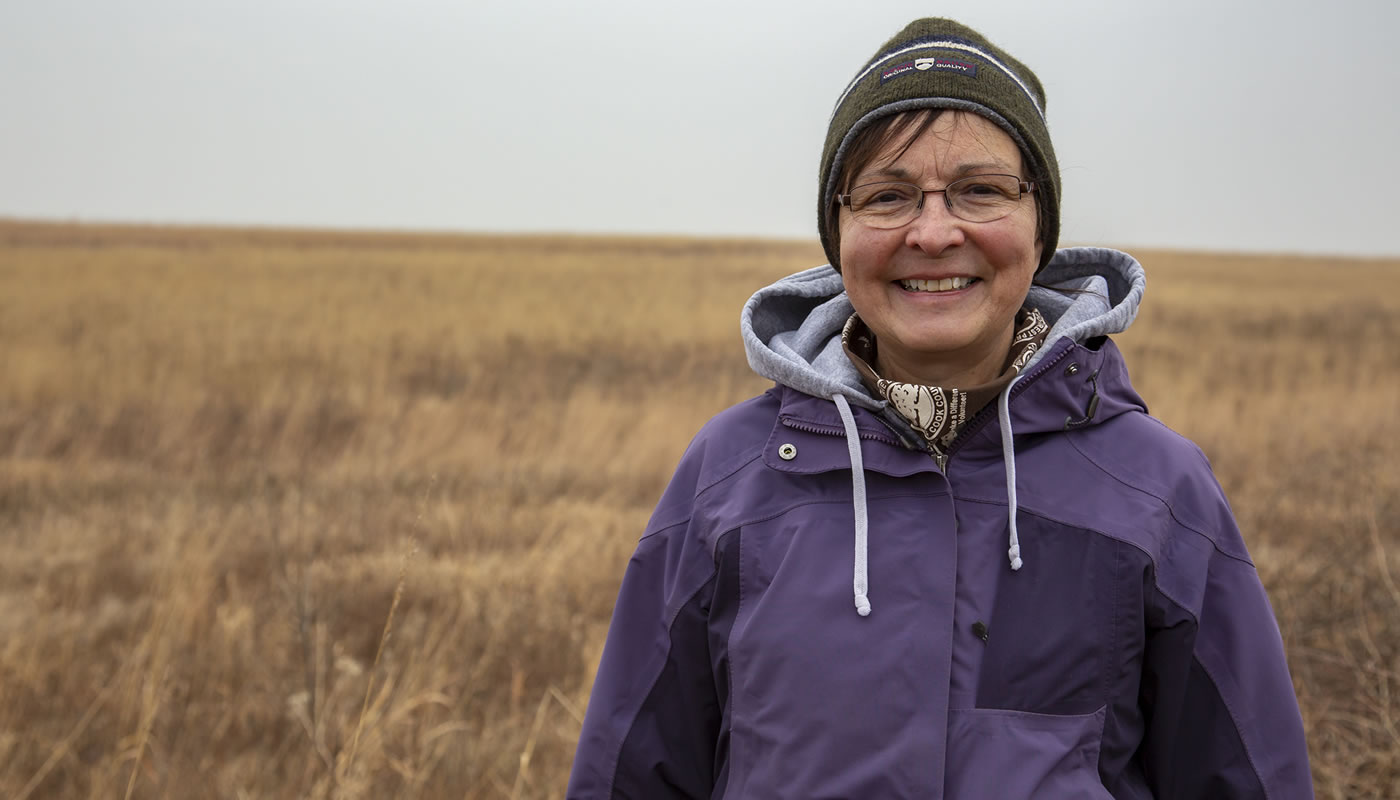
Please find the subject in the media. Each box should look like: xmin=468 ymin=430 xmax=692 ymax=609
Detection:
xmin=1 ymin=219 xmax=1397 ymax=798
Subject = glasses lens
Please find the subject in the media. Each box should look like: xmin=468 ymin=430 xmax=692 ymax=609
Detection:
xmin=946 ymin=175 xmax=1025 ymax=222
xmin=846 ymin=182 xmax=921 ymax=229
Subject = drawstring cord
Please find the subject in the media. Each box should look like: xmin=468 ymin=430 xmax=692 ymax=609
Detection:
xmin=997 ymin=381 xmax=1024 ymax=571
xmin=834 ymin=381 xmax=1023 ymax=618
xmin=832 ymin=394 xmax=872 ymax=616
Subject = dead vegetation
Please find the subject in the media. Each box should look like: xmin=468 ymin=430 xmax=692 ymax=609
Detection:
xmin=0 ymin=220 xmax=1397 ymax=797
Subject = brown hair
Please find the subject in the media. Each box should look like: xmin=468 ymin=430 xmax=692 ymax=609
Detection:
xmin=825 ymin=109 xmax=1051 ymax=257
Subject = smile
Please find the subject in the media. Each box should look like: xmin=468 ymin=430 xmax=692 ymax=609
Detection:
xmin=898 ymin=277 xmax=977 ymax=292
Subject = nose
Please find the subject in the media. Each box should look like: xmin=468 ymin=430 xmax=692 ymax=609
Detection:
xmin=903 ymin=190 xmax=966 ymax=253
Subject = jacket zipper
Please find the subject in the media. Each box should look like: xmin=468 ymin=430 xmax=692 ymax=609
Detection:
xmin=779 ymin=417 xmax=902 ymax=447
xmin=942 ymin=344 xmax=1074 ymax=466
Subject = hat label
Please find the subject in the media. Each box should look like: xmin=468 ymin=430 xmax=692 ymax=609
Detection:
xmin=881 ymin=57 xmax=979 ymax=83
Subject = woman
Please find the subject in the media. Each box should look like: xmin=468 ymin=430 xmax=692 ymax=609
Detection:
xmin=568 ymin=18 xmax=1312 ymax=799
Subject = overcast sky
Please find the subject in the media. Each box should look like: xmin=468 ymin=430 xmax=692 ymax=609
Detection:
xmin=4 ymin=0 xmax=1398 ymax=257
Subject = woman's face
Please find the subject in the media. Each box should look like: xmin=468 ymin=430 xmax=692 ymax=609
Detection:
xmin=837 ymin=111 xmax=1042 ymax=386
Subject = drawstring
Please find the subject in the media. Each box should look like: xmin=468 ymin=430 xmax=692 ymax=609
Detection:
xmin=997 ymin=381 xmax=1024 ymax=571
xmin=832 ymin=394 xmax=872 ymax=616
xmin=834 ymin=382 xmax=1023 ymax=617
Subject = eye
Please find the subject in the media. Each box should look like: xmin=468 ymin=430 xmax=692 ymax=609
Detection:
xmin=850 ymin=182 xmax=919 ymax=212
xmin=953 ymin=176 xmax=1018 ymax=205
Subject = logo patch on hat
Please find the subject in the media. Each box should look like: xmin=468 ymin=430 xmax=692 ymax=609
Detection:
xmin=880 ymin=57 xmax=978 ymax=84
xmin=915 ymin=57 xmax=977 ymax=76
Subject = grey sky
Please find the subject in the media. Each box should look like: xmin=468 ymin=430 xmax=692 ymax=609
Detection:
xmin=4 ymin=0 xmax=1398 ymax=256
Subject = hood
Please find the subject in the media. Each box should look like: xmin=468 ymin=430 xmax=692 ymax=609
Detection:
xmin=742 ymin=246 xmax=1146 ymax=410
xmin=737 ymin=246 xmax=1147 ymax=613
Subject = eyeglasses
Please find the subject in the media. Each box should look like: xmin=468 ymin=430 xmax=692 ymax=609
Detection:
xmin=836 ymin=174 xmax=1035 ymax=228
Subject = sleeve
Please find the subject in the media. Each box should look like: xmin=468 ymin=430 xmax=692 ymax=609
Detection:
xmin=1139 ymin=534 xmax=1314 ymax=799
xmin=566 ymin=465 xmax=730 ymax=799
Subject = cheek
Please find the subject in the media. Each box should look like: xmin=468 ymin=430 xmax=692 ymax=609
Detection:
xmin=985 ymin=214 xmax=1041 ymax=274
xmin=837 ymin=221 xmax=891 ymax=275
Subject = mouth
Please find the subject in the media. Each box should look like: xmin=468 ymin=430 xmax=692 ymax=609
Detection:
xmin=898 ymin=277 xmax=978 ymax=293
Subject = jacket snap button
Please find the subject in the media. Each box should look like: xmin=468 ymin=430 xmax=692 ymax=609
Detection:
xmin=1065 ymin=363 xmax=1079 ymax=376
xmin=778 ymin=443 xmax=798 ymax=461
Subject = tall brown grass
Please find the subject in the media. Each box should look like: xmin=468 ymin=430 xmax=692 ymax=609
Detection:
xmin=1 ymin=220 xmax=1397 ymax=798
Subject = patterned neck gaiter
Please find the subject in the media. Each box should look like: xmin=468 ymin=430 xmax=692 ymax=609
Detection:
xmin=842 ymin=308 xmax=1049 ymax=463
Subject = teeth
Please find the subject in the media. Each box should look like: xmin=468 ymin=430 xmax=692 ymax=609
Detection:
xmin=900 ymin=277 xmax=973 ymax=292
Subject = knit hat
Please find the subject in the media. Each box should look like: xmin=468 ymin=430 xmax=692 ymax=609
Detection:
xmin=818 ymin=18 xmax=1060 ymax=271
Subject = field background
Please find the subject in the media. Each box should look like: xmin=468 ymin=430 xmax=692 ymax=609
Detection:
xmin=1 ymin=219 xmax=1398 ymax=798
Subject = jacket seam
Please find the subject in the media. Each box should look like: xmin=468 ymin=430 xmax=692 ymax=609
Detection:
xmin=713 ymin=528 xmax=739 ymax=798
xmin=954 ymin=495 xmax=1199 ymax=623
xmin=1159 ymin=584 xmax=1274 ymax=800
xmin=640 ymin=451 xmax=765 ymax=540
xmin=1105 ymin=543 xmax=1122 ymax=721
xmin=1192 ymin=653 xmax=1272 ymax=799
xmin=722 ymin=491 xmax=939 ymax=533
xmin=605 ymin=564 xmax=719 ymax=798
xmin=732 ymin=525 xmax=747 ymax=794
xmin=695 ymin=452 xmax=764 ymax=504
xmin=638 ymin=515 xmax=692 ymax=544
xmin=1063 ymin=433 xmax=1255 ymax=567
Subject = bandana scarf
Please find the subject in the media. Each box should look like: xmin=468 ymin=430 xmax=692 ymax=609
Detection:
xmin=842 ymin=308 xmax=1049 ymax=462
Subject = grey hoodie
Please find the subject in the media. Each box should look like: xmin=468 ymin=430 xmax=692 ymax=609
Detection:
xmin=742 ymin=246 xmax=1145 ymax=414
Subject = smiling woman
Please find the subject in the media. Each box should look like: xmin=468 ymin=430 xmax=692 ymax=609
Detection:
xmin=567 ymin=17 xmax=1314 ymax=799
xmin=837 ymin=111 xmax=1041 ymax=389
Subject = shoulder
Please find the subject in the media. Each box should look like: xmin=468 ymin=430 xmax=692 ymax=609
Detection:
xmin=1075 ymin=408 xmax=1217 ymax=487
xmin=692 ymin=388 xmax=782 ymax=458
xmin=685 ymin=387 xmax=783 ymax=488
xmin=1013 ymin=338 xmax=1249 ymax=564
xmin=644 ymin=387 xmax=783 ymax=536
xmin=1070 ymin=409 xmax=1248 ymax=560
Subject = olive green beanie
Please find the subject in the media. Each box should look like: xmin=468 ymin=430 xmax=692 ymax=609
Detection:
xmin=819 ymin=18 xmax=1060 ymax=271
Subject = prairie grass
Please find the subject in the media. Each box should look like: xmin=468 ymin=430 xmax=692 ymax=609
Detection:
xmin=1 ymin=220 xmax=1397 ymax=797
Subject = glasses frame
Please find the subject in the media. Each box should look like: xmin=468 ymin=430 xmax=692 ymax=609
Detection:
xmin=836 ymin=174 xmax=1036 ymax=228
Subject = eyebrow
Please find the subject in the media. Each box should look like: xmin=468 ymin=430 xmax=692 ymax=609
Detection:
xmin=858 ymin=160 xmax=1015 ymax=183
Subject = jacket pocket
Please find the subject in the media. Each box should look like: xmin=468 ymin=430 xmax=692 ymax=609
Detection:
xmin=944 ymin=705 xmax=1112 ymax=799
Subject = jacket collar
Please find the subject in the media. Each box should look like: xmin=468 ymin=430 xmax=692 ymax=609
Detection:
xmin=763 ymin=386 xmax=941 ymax=478
xmin=761 ymin=335 xmax=1147 ymax=477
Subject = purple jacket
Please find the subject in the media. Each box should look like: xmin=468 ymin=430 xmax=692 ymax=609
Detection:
xmin=568 ymin=248 xmax=1312 ymax=798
